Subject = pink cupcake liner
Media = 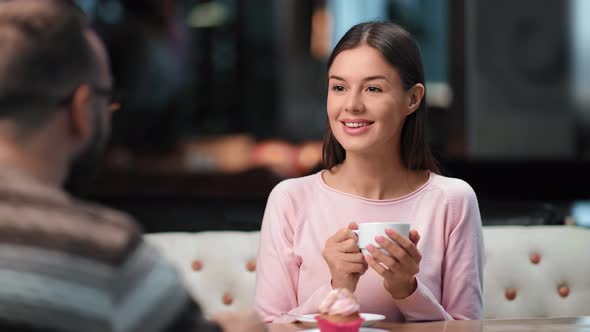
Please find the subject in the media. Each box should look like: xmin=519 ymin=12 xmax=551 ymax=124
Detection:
xmin=315 ymin=316 xmax=364 ymax=332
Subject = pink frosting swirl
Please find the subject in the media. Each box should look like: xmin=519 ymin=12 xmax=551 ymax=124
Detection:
xmin=318 ymin=289 xmax=360 ymax=316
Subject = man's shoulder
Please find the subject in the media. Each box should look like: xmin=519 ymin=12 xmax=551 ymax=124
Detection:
xmin=0 ymin=185 xmax=143 ymax=266
xmin=70 ymin=196 xmax=141 ymax=234
xmin=51 ymin=197 xmax=144 ymax=265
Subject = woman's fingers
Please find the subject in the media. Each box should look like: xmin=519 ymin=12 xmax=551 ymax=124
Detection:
xmin=337 ymin=238 xmax=361 ymax=253
xmin=370 ymin=239 xmax=418 ymax=275
xmin=384 ymin=229 xmax=422 ymax=261
xmin=365 ymin=254 xmax=388 ymax=276
xmin=327 ymin=227 xmax=358 ymax=245
xmin=409 ymin=229 xmax=420 ymax=245
xmin=347 ymin=222 xmax=359 ymax=230
xmin=339 ymin=252 xmax=366 ymax=263
xmin=365 ymin=243 xmax=398 ymax=269
xmin=334 ymin=256 xmax=367 ymax=273
xmin=375 ymin=236 xmax=411 ymax=266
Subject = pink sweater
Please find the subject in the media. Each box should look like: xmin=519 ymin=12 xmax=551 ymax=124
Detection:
xmin=254 ymin=171 xmax=484 ymax=323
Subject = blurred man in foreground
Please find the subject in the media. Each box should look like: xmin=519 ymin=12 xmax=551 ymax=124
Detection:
xmin=0 ymin=1 xmax=264 ymax=331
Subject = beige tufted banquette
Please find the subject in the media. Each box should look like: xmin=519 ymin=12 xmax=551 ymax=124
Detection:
xmin=145 ymin=226 xmax=590 ymax=319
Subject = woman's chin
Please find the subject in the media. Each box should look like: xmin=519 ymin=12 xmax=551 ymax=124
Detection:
xmin=340 ymin=142 xmax=377 ymax=155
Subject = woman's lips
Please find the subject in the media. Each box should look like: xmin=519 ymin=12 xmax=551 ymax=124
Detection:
xmin=341 ymin=120 xmax=374 ymax=135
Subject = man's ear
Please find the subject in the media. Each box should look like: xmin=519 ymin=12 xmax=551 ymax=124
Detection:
xmin=406 ymin=83 xmax=425 ymax=115
xmin=68 ymin=84 xmax=93 ymax=144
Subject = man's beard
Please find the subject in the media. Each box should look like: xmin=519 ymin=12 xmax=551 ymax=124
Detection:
xmin=63 ymin=112 xmax=107 ymax=197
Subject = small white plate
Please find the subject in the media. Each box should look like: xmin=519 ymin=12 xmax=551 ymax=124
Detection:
xmin=300 ymin=328 xmax=388 ymax=332
xmin=296 ymin=313 xmax=386 ymax=327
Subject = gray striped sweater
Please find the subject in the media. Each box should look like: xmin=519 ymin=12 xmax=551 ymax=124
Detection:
xmin=0 ymin=166 xmax=222 ymax=332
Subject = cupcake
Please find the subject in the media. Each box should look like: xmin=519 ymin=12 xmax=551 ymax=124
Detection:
xmin=315 ymin=289 xmax=363 ymax=332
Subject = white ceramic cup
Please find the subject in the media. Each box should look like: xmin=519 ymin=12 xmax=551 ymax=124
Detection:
xmin=353 ymin=222 xmax=410 ymax=256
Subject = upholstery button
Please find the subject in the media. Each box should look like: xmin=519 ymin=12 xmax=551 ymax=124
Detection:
xmin=529 ymin=253 xmax=541 ymax=265
xmin=223 ymin=293 xmax=234 ymax=306
xmin=505 ymin=288 xmax=517 ymax=301
xmin=191 ymin=260 xmax=203 ymax=271
xmin=558 ymin=284 xmax=570 ymax=298
xmin=246 ymin=260 xmax=256 ymax=272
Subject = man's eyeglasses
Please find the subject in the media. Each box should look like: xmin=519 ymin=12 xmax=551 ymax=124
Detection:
xmin=58 ymin=84 xmax=121 ymax=113
xmin=91 ymin=84 xmax=121 ymax=112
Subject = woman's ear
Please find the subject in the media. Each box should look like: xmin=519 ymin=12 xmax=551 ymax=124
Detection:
xmin=406 ymin=83 xmax=425 ymax=115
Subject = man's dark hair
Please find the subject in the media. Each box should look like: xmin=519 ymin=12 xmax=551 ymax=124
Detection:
xmin=0 ymin=0 xmax=98 ymax=131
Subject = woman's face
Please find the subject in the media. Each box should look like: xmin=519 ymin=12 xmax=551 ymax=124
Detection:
xmin=327 ymin=45 xmax=414 ymax=157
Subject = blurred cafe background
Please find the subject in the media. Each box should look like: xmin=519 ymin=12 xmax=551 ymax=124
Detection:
xmin=71 ymin=0 xmax=590 ymax=232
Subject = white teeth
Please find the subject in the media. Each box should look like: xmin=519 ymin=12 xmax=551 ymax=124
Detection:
xmin=344 ymin=122 xmax=369 ymax=128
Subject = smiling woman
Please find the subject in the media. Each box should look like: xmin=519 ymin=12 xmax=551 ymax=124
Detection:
xmin=254 ymin=22 xmax=484 ymax=324
xmin=327 ymin=45 xmax=418 ymax=157
xmin=322 ymin=23 xmax=437 ymax=174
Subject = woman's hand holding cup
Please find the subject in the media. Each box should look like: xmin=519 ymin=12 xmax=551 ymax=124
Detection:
xmin=365 ymin=228 xmax=422 ymax=299
xmin=322 ymin=222 xmax=368 ymax=292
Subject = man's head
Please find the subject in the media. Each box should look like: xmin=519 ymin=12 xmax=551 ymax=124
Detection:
xmin=0 ymin=0 xmax=114 ymax=188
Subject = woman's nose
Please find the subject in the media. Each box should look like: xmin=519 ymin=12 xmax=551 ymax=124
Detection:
xmin=344 ymin=90 xmax=364 ymax=113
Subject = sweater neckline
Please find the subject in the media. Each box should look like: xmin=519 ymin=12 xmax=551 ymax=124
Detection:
xmin=317 ymin=169 xmax=433 ymax=204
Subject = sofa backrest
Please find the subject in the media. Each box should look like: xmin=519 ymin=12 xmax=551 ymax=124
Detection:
xmin=145 ymin=231 xmax=259 ymax=315
xmin=482 ymin=226 xmax=590 ymax=318
xmin=145 ymin=226 xmax=590 ymax=319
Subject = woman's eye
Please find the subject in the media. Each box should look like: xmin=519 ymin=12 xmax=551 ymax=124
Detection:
xmin=332 ymin=85 xmax=345 ymax=92
xmin=367 ymin=86 xmax=382 ymax=92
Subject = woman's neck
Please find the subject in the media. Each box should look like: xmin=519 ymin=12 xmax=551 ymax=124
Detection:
xmin=325 ymin=151 xmax=428 ymax=200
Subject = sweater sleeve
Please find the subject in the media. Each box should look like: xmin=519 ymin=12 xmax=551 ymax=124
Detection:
xmin=394 ymin=181 xmax=484 ymax=321
xmin=111 ymin=241 xmax=224 ymax=332
xmin=254 ymin=183 xmax=332 ymax=323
